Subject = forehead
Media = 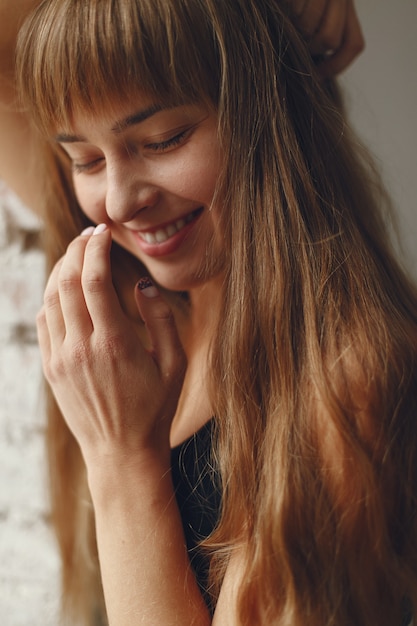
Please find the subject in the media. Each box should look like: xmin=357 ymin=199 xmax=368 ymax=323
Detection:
xmin=17 ymin=0 xmax=221 ymax=141
xmin=54 ymin=87 xmax=176 ymax=131
xmin=55 ymin=97 xmax=214 ymax=143
xmin=55 ymin=95 xmax=159 ymax=135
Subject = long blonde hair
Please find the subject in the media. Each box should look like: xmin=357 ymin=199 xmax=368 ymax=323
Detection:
xmin=17 ymin=1 xmax=417 ymax=624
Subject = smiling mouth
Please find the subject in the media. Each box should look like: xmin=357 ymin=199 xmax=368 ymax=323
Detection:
xmin=137 ymin=208 xmax=203 ymax=245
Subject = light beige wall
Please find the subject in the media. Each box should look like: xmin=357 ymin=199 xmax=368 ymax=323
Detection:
xmin=341 ymin=0 xmax=417 ymax=275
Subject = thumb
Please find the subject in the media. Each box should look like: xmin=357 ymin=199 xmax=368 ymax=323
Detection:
xmin=134 ymin=277 xmax=186 ymax=382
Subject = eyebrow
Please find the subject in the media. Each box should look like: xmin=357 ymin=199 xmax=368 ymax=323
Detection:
xmin=55 ymin=102 xmax=172 ymax=143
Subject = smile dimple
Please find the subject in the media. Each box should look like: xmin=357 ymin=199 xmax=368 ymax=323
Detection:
xmin=137 ymin=208 xmax=201 ymax=245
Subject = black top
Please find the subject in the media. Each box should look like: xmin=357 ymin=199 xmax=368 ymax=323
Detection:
xmin=171 ymin=419 xmax=220 ymax=606
xmin=171 ymin=422 xmax=414 ymax=625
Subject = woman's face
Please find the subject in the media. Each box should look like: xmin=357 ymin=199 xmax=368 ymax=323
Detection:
xmin=57 ymin=96 xmax=224 ymax=292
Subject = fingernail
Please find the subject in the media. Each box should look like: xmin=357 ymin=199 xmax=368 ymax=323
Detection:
xmin=93 ymin=223 xmax=108 ymax=235
xmin=81 ymin=226 xmax=95 ymax=236
xmin=137 ymin=277 xmax=159 ymax=298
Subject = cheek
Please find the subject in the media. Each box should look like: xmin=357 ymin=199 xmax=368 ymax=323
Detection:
xmin=194 ymin=162 xmax=219 ymax=203
xmin=73 ymin=177 xmax=107 ymax=224
xmin=192 ymin=144 xmax=222 ymax=204
xmin=170 ymin=151 xmax=220 ymax=204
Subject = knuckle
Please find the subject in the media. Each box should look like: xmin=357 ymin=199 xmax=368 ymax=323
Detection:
xmin=68 ymin=339 xmax=93 ymax=368
xmin=58 ymin=255 xmax=81 ymax=293
xmin=47 ymin=340 xmax=92 ymax=380
xmin=42 ymin=359 xmax=54 ymax=382
xmin=96 ymin=333 xmax=125 ymax=357
xmin=82 ymin=269 xmax=106 ymax=294
xmin=58 ymin=272 xmax=81 ymax=294
xmin=43 ymin=288 xmax=60 ymax=310
xmin=44 ymin=354 xmax=66 ymax=383
xmin=153 ymin=301 xmax=176 ymax=322
xmin=36 ymin=307 xmax=46 ymax=326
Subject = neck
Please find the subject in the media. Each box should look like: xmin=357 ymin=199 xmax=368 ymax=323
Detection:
xmin=187 ymin=273 xmax=224 ymax=343
xmin=169 ymin=273 xmax=224 ymax=447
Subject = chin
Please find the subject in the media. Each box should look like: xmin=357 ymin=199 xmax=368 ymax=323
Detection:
xmin=160 ymin=263 xmax=225 ymax=295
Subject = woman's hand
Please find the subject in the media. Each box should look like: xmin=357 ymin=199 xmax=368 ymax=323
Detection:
xmin=38 ymin=224 xmax=211 ymax=626
xmin=37 ymin=224 xmax=186 ymax=468
xmin=289 ymin=0 xmax=365 ymax=76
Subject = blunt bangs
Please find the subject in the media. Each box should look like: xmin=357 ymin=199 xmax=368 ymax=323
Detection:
xmin=16 ymin=0 xmax=220 ymax=135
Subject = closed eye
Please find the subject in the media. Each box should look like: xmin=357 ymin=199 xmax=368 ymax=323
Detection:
xmin=144 ymin=128 xmax=192 ymax=153
xmin=72 ymin=157 xmax=105 ymax=174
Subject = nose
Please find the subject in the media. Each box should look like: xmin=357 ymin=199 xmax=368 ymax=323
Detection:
xmin=105 ymin=159 xmax=159 ymax=224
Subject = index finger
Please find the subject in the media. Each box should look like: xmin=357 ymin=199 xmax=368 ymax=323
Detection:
xmin=80 ymin=224 xmax=128 ymax=333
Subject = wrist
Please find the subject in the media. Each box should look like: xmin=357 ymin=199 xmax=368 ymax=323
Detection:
xmin=85 ymin=445 xmax=173 ymax=510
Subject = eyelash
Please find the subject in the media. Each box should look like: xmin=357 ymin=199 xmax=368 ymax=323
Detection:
xmin=72 ymin=128 xmax=191 ymax=174
xmin=72 ymin=158 xmax=103 ymax=174
xmin=145 ymin=128 xmax=190 ymax=152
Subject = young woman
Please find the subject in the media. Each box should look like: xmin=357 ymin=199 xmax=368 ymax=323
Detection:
xmin=8 ymin=0 xmax=417 ymax=624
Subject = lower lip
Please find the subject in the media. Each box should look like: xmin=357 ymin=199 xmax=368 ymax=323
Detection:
xmin=133 ymin=208 xmax=203 ymax=258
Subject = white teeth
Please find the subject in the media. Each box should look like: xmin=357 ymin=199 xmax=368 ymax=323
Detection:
xmin=138 ymin=210 xmax=199 ymax=245
xmin=142 ymin=232 xmax=156 ymax=244
xmin=166 ymin=224 xmax=177 ymax=237
xmin=155 ymin=229 xmax=168 ymax=243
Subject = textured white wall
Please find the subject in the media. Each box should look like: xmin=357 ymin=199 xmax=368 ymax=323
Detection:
xmin=0 ymin=183 xmax=60 ymax=625
xmin=0 ymin=2 xmax=415 ymax=625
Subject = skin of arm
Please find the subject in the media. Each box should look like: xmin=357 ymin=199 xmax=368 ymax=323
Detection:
xmin=89 ymin=453 xmax=211 ymax=625
xmin=288 ymin=0 xmax=365 ymax=76
xmin=0 ymin=1 xmax=41 ymax=76
xmin=0 ymin=0 xmax=44 ymax=213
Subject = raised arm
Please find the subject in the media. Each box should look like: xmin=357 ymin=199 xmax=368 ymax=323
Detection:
xmin=288 ymin=0 xmax=365 ymax=76
xmin=0 ymin=0 xmax=43 ymax=213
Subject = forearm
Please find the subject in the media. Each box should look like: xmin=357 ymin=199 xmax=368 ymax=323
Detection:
xmin=0 ymin=0 xmax=44 ymax=213
xmin=88 ymin=453 xmax=211 ymax=626
xmin=0 ymin=1 xmax=42 ymax=81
